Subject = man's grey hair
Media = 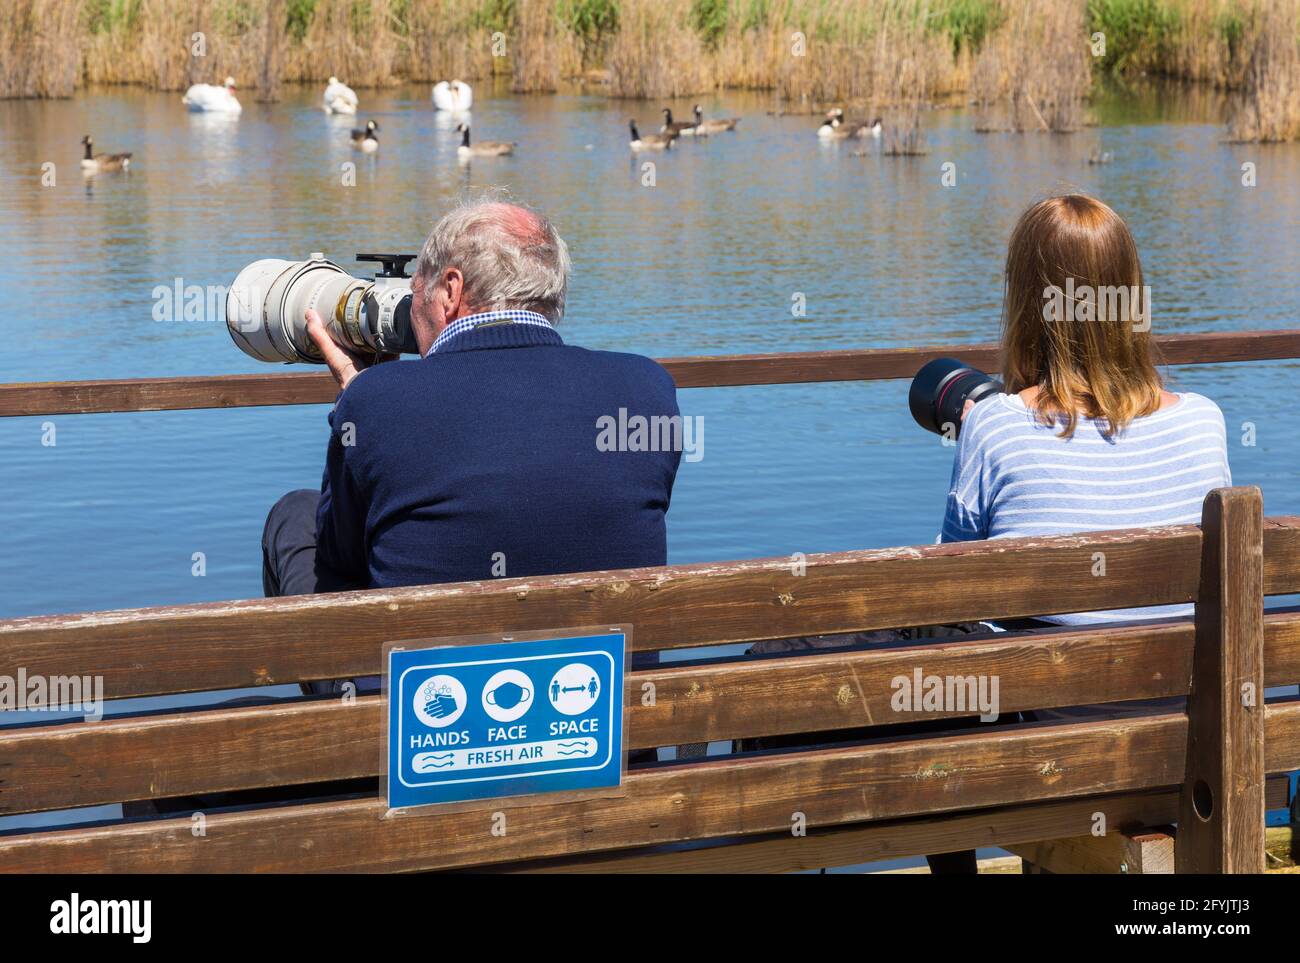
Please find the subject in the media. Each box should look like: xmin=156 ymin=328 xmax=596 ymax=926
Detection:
xmin=412 ymin=196 xmax=571 ymax=322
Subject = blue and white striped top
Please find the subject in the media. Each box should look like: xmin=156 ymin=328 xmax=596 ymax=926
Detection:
xmin=941 ymin=391 xmax=1231 ymax=625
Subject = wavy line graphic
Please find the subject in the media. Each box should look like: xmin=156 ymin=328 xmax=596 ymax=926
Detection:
xmin=413 ymin=753 xmax=455 ymax=772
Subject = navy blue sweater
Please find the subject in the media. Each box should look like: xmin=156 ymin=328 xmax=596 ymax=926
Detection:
xmin=315 ymin=322 xmax=682 ymax=588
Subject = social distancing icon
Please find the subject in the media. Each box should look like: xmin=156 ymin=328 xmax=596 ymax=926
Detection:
xmin=549 ymin=662 xmax=599 ymax=716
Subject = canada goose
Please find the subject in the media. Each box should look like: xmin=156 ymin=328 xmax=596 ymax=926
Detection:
xmin=79 ymin=136 xmax=132 ymax=173
xmin=817 ymin=110 xmax=847 ymax=138
xmin=659 ymin=108 xmax=697 ymax=137
xmin=817 ymin=116 xmax=854 ymax=139
xmin=350 ymin=120 xmax=379 ymax=152
xmin=628 ymin=120 xmax=674 ymax=151
xmin=822 ymin=108 xmax=881 ymax=139
xmin=322 ymin=76 xmax=358 ymax=114
xmin=432 ymin=80 xmax=473 ymax=112
xmin=690 ymin=105 xmax=739 ymax=135
xmin=456 ymin=123 xmax=514 ymax=157
xmin=182 ymin=77 xmax=241 ymax=113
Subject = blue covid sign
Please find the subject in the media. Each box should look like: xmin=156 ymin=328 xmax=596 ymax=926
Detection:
xmin=386 ymin=630 xmax=626 ymax=809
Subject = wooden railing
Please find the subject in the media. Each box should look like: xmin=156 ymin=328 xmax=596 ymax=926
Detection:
xmin=2 ymin=329 xmax=1298 ymax=416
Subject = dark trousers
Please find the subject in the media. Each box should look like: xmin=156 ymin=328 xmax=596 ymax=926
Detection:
xmin=262 ymin=489 xmax=370 ymax=695
xmin=262 ymin=488 xmax=359 ymax=598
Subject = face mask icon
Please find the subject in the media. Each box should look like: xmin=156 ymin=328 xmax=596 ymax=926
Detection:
xmin=486 ymin=681 xmax=530 ymax=711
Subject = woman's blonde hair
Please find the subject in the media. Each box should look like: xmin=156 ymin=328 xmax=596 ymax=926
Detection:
xmin=1001 ymin=194 xmax=1162 ymax=438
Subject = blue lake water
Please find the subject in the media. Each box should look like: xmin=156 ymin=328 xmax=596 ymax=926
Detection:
xmin=1 ymin=82 xmax=1297 ymax=854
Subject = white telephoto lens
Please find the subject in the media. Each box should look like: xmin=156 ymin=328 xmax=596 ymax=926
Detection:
xmin=226 ymin=255 xmax=369 ymax=363
xmin=226 ymin=259 xmax=299 ymax=363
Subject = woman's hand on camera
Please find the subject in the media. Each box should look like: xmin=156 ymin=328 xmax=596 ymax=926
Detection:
xmin=306 ymin=309 xmax=396 ymax=391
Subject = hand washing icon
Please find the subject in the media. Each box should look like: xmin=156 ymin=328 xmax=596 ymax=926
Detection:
xmin=481 ymin=669 xmax=534 ymax=723
xmin=412 ymin=674 xmax=467 ymax=728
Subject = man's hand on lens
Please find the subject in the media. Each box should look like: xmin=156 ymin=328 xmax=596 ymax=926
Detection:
xmin=306 ymin=309 xmax=397 ymax=391
xmin=961 ymin=399 xmax=975 ymax=421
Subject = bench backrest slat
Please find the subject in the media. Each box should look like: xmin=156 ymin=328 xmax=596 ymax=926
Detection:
xmin=1 ymin=701 xmax=1296 ymax=874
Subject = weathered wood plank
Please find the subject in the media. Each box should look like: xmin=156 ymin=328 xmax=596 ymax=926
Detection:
xmin=0 ymin=525 xmax=1219 ymax=700
xmin=2 ymin=330 xmax=1297 ymax=416
xmin=2 ymin=702 xmax=1297 ymax=874
xmin=493 ymin=791 xmax=1182 ymax=874
xmin=2 ymin=712 xmax=1190 ymax=872
xmin=1007 ymin=828 xmax=1174 ymax=874
xmin=1178 ymin=488 xmax=1266 ymax=874
xmin=1266 ymin=516 xmax=1300 ymax=596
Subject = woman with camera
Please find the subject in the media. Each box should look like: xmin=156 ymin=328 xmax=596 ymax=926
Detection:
xmin=942 ymin=193 xmax=1232 ymax=629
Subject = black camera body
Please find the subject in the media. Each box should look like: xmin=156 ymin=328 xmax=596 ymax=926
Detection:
xmin=909 ymin=358 xmax=1003 ymax=437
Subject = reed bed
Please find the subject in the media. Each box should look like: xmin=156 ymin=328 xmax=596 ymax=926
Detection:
xmin=0 ymin=0 xmax=82 ymax=97
xmin=4 ymin=0 xmax=1299 ymax=142
xmin=973 ymin=0 xmax=1091 ymax=132
xmin=1228 ymin=0 xmax=1300 ymax=141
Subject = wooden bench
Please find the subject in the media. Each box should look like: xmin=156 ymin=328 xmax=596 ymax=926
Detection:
xmin=1 ymin=486 xmax=1297 ymax=873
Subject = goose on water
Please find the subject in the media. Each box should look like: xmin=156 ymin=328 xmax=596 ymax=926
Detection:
xmin=659 ymin=108 xmax=697 ymax=137
xmin=351 ymin=120 xmax=380 ymax=152
xmin=628 ymin=119 xmax=674 ymax=151
xmin=690 ymin=105 xmax=740 ymax=135
xmin=182 ymin=77 xmax=241 ymax=113
xmin=80 ymin=135 xmax=132 ymax=173
xmin=456 ymin=123 xmax=514 ymax=157
xmin=818 ymin=108 xmax=881 ymax=139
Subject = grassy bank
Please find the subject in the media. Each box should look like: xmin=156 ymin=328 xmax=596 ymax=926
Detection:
xmin=3 ymin=0 xmax=1298 ymax=139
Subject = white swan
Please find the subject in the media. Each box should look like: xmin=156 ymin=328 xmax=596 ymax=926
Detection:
xmin=322 ymin=76 xmax=358 ymax=115
xmin=182 ymin=77 xmax=242 ymax=114
xmin=432 ymin=80 xmax=473 ymax=112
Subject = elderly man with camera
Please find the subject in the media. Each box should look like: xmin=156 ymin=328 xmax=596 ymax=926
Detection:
xmin=257 ymin=198 xmax=683 ymax=616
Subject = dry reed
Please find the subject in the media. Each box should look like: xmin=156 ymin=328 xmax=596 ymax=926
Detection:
xmin=1228 ymin=0 xmax=1300 ymax=141
xmin=1 ymin=0 xmax=1297 ymax=144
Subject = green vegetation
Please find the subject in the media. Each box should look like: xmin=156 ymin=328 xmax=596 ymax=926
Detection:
xmin=558 ymin=0 xmax=619 ymax=46
xmin=690 ymin=0 xmax=729 ymax=48
xmin=932 ymin=0 xmax=1005 ymax=55
xmin=84 ymin=0 xmax=140 ymax=34
xmin=1087 ymin=0 xmax=1180 ymax=73
xmin=286 ymin=0 xmax=315 ymax=41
